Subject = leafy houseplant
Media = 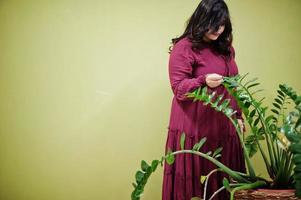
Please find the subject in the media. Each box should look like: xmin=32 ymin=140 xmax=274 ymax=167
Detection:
xmin=131 ymin=74 xmax=301 ymax=200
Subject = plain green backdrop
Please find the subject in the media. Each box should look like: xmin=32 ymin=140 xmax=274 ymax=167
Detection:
xmin=0 ymin=0 xmax=300 ymax=199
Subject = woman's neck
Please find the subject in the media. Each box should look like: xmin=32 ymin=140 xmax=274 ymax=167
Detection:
xmin=202 ymin=36 xmax=212 ymax=43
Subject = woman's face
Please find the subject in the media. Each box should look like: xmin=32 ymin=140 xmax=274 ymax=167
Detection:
xmin=203 ymin=24 xmax=225 ymax=42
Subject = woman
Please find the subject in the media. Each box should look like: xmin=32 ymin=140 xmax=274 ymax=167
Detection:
xmin=162 ymin=0 xmax=246 ymax=199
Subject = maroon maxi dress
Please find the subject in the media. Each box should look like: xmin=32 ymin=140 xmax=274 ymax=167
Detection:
xmin=162 ymin=37 xmax=246 ymax=200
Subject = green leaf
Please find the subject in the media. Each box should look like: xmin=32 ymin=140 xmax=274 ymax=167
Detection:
xmin=151 ymin=160 xmax=159 ymax=172
xmin=290 ymin=144 xmax=301 ymax=154
xmin=296 ymin=96 xmax=301 ymax=105
xmin=146 ymin=166 xmax=152 ymax=175
xmin=277 ymin=95 xmax=284 ymax=101
xmin=200 ymin=175 xmax=207 ymax=184
xmin=247 ymin=82 xmax=260 ymax=89
xmin=249 ymin=109 xmax=256 ymax=118
xmin=192 ymin=88 xmax=201 ymax=102
xmin=246 ymin=143 xmax=258 ymax=158
xmin=212 ymin=94 xmax=224 ymax=107
xmin=281 ymin=124 xmax=293 ymax=135
xmin=273 ymin=102 xmax=281 ymax=109
xmin=244 ymin=77 xmax=258 ymax=87
xmin=272 ymin=116 xmax=278 ymax=123
xmin=254 ymin=117 xmax=260 ymax=127
xmin=245 ymin=134 xmax=255 ymax=143
xmin=251 ymin=89 xmax=264 ymax=95
xmin=262 ymin=106 xmax=268 ymax=116
xmin=223 ymin=177 xmax=231 ymax=192
xmin=208 ymin=91 xmax=216 ymax=102
xmin=186 ymin=92 xmax=194 ymax=99
xmin=296 ymin=117 xmax=301 ymax=129
xmin=239 ymin=73 xmax=249 ymax=83
xmin=213 ymin=147 xmax=223 ymax=158
xmin=195 ymin=87 xmax=201 ymax=96
xmin=224 ymin=108 xmax=234 ymax=116
xmin=214 ymin=154 xmax=221 ymax=159
xmin=277 ymin=89 xmax=285 ymax=97
xmin=247 ymin=117 xmax=253 ymax=125
xmin=244 ymin=101 xmax=251 ymax=108
xmin=192 ymin=137 xmax=207 ymax=151
xmin=271 ymin=109 xmax=279 ymax=115
xmin=292 ymin=92 xmax=298 ymax=100
xmin=201 ymin=87 xmax=208 ymax=97
xmin=191 ymin=197 xmax=202 ymax=200
xmin=287 ymin=134 xmax=301 ymax=144
xmin=166 ymin=149 xmax=175 ymax=165
xmin=293 ymin=154 xmax=301 ymax=165
xmin=180 ymin=132 xmax=186 ymax=150
xmin=218 ymin=99 xmax=230 ymax=111
xmin=259 ymin=97 xmax=266 ymax=103
xmin=141 ymin=160 xmax=150 ymax=172
xmin=135 ymin=171 xmax=145 ymax=183
xmin=274 ymin=98 xmax=283 ymax=105
xmin=265 ymin=115 xmax=275 ymax=124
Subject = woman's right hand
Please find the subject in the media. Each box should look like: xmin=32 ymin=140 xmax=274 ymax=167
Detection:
xmin=205 ymin=73 xmax=224 ymax=88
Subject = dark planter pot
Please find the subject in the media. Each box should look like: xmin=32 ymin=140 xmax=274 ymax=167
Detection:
xmin=234 ymin=189 xmax=301 ymax=200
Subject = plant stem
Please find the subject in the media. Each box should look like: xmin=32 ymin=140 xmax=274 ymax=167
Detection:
xmin=230 ymin=181 xmax=267 ymax=200
xmin=229 ymin=117 xmax=256 ymax=178
xmin=230 ymin=81 xmax=275 ymax=178
xmin=208 ymin=186 xmax=225 ymax=200
xmin=256 ymin=139 xmax=272 ymax=175
xmin=208 ymin=183 xmax=247 ymax=200
xmin=203 ymin=169 xmax=222 ymax=200
xmin=167 ymin=150 xmax=250 ymax=183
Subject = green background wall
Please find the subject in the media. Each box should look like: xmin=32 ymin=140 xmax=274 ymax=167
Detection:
xmin=0 ymin=0 xmax=300 ymax=199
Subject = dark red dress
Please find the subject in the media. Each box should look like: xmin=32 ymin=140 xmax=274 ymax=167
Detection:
xmin=162 ymin=37 xmax=246 ymax=200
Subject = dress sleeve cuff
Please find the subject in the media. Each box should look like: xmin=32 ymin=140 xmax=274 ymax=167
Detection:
xmin=196 ymin=74 xmax=206 ymax=86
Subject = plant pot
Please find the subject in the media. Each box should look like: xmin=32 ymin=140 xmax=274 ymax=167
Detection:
xmin=234 ymin=188 xmax=301 ymax=200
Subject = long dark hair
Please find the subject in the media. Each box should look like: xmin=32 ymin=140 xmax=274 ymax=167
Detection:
xmin=169 ymin=0 xmax=233 ymax=60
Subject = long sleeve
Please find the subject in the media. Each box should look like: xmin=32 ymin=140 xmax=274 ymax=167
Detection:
xmin=168 ymin=41 xmax=206 ymax=101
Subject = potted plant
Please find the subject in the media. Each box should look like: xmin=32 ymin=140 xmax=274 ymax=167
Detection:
xmin=131 ymin=73 xmax=301 ymax=200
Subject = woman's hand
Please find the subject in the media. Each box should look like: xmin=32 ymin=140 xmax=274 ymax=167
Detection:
xmin=205 ymin=73 xmax=223 ymax=88
xmin=237 ymin=119 xmax=245 ymax=133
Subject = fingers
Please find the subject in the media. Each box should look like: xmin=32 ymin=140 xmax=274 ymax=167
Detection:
xmin=206 ymin=79 xmax=223 ymax=88
xmin=205 ymin=73 xmax=224 ymax=88
xmin=206 ymin=73 xmax=223 ymax=81
xmin=237 ymin=119 xmax=245 ymax=133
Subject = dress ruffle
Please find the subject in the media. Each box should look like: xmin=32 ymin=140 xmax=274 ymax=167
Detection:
xmin=162 ymin=127 xmax=246 ymax=200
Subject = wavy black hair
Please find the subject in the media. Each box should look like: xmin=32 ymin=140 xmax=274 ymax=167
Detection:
xmin=169 ymin=0 xmax=233 ymax=60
